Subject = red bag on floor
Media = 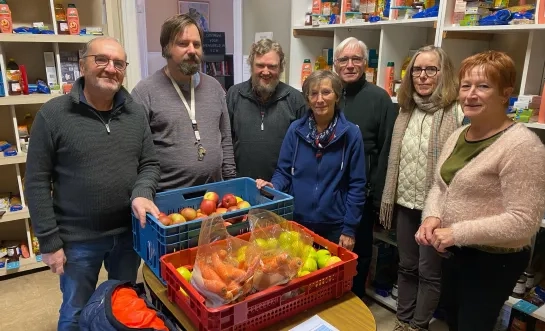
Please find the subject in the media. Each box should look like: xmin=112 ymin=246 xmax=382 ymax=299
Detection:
xmin=111 ymin=288 xmax=167 ymax=330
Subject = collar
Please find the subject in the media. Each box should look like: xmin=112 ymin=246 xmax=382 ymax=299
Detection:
xmin=76 ymin=78 xmax=126 ymax=110
xmin=238 ymin=79 xmax=291 ymax=104
xmin=344 ymin=76 xmax=367 ymax=96
xmin=295 ymin=109 xmax=350 ymax=144
xmin=175 ymin=72 xmax=201 ymax=92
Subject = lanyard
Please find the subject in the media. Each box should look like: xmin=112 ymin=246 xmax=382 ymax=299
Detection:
xmin=165 ymin=68 xmax=206 ymax=160
xmin=165 ymin=68 xmax=200 ymax=141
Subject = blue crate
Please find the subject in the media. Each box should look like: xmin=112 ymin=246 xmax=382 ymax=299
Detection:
xmin=132 ymin=177 xmax=294 ymax=283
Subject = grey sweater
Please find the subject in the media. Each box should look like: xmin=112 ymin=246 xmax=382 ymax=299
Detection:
xmin=131 ymin=69 xmax=236 ymax=191
xmin=25 ymin=78 xmax=160 ymax=254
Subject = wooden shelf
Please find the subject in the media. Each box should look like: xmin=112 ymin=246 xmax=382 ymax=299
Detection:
xmin=0 ymin=208 xmax=30 ymax=224
xmin=505 ymin=296 xmax=545 ymax=323
xmin=525 ymin=122 xmax=545 ymax=130
xmin=0 ymin=153 xmax=26 ymax=166
xmin=0 ymin=94 xmax=58 ymax=106
xmin=0 ymin=33 xmax=96 ymax=43
xmin=443 ymin=24 xmax=545 ymax=34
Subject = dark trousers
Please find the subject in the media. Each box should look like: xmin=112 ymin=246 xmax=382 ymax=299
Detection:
xmin=441 ymin=246 xmax=530 ymax=331
xmin=352 ymin=202 xmax=376 ymax=298
xmin=396 ymin=205 xmax=442 ymax=329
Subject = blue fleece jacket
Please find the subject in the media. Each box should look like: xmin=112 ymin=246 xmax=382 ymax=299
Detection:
xmin=271 ymin=111 xmax=367 ymax=237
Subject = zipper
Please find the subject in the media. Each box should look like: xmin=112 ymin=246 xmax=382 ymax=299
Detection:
xmin=260 ymin=111 xmax=264 ymax=131
xmin=87 ymin=105 xmax=122 ymax=134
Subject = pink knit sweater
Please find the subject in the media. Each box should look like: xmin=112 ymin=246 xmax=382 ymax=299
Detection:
xmin=422 ymin=123 xmax=545 ymax=249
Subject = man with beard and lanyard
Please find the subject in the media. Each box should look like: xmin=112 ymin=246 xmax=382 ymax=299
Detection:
xmin=132 ymin=14 xmax=236 ymax=190
xmin=333 ymin=37 xmax=397 ymax=299
xmin=226 ymin=39 xmax=306 ymax=181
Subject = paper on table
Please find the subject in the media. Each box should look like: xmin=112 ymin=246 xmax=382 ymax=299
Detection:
xmin=242 ymin=55 xmax=251 ymax=81
xmin=289 ymin=315 xmax=339 ymax=331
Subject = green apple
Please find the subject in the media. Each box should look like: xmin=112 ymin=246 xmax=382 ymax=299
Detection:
xmin=289 ymin=231 xmax=301 ymax=242
xmin=316 ymin=249 xmax=331 ymax=260
xmin=278 ymin=232 xmax=292 ymax=247
xmin=290 ymin=241 xmax=305 ymax=257
xmin=176 ymin=267 xmax=192 ymax=282
xmin=267 ymin=238 xmax=279 ymax=249
xmin=325 ymin=256 xmax=342 ymax=267
xmin=302 ymin=245 xmax=317 ymax=260
xmin=298 ymin=270 xmax=311 ymax=277
xmin=317 ymin=255 xmax=331 ymax=269
xmin=301 ymin=257 xmax=317 ymax=273
xmin=254 ymin=238 xmax=269 ymax=250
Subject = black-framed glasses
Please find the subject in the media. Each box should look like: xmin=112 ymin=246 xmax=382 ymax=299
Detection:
xmin=83 ymin=54 xmax=128 ymax=71
xmin=411 ymin=66 xmax=439 ymax=77
xmin=335 ymin=56 xmax=364 ymax=66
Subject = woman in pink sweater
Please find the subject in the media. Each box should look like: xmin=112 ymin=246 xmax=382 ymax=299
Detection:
xmin=416 ymin=51 xmax=545 ymax=331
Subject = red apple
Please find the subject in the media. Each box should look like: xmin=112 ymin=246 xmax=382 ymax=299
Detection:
xmin=158 ymin=215 xmax=172 ymax=226
xmin=200 ymin=199 xmax=217 ymax=215
xmin=221 ymin=194 xmax=237 ymax=208
xmin=216 ymin=207 xmax=228 ymax=214
xmin=237 ymin=201 xmax=251 ymax=209
xmin=203 ymin=191 xmax=219 ymax=204
xmin=169 ymin=213 xmax=186 ymax=224
xmin=180 ymin=208 xmax=197 ymax=221
xmin=158 ymin=212 xmax=167 ymax=218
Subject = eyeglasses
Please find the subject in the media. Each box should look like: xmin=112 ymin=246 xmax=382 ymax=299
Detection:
xmin=411 ymin=66 xmax=439 ymax=77
xmin=308 ymin=89 xmax=334 ymax=100
xmin=335 ymin=56 xmax=364 ymax=66
xmin=84 ymin=54 xmax=129 ymax=71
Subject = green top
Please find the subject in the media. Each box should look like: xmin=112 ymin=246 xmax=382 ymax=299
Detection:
xmin=440 ymin=127 xmax=503 ymax=185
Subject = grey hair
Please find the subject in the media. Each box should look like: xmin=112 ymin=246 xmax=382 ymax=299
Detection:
xmin=81 ymin=36 xmax=124 ymax=59
xmin=302 ymin=70 xmax=343 ymax=107
xmin=247 ymin=38 xmax=286 ymax=73
xmin=334 ymin=37 xmax=369 ymax=63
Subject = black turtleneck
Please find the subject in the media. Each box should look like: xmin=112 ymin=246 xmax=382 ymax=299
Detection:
xmin=341 ymin=76 xmax=398 ymax=208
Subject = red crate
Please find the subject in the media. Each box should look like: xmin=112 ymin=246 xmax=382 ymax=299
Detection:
xmin=160 ymin=221 xmax=358 ymax=331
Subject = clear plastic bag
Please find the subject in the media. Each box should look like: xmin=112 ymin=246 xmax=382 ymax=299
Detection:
xmin=190 ymin=215 xmax=260 ymax=308
xmin=247 ymin=209 xmax=314 ymax=291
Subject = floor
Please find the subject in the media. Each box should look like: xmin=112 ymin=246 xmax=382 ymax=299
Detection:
xmin=0 ymin=265 xmax=448 ymax=331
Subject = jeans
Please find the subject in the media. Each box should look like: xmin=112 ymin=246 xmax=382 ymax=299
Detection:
xmin=352 ymin=202 xmax=376 ymax=298
xmin=395 ymin=205 xmax=442 ymax=330
xmin=441 ymin=246 xmax=530 ymax=331
xmin=58 ymin=231 xmax=141 ymax=331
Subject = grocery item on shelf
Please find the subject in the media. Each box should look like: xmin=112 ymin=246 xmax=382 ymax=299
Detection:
xmin=0 ymin=0 xmax=12 ymax=34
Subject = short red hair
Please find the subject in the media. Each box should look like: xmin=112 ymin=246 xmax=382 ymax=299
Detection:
xmin=458 ymin=51 xmax=516 ymax=92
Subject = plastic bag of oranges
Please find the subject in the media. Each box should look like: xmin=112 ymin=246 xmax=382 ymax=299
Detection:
xmin=247 ymin=209 xmax=314 ymax=291
xmin=191 ymin=215 xmax=260 ymax=308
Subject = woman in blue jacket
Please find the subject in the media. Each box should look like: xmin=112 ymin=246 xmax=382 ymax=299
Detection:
xmin=256 ymin=70 xmax=367 ymax=250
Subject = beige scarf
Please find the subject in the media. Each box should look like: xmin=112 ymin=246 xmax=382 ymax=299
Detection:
xmin=380 ymin=93 xmax=461 ymax=229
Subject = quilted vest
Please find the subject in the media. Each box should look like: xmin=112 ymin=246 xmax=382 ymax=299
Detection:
xmin=396 ymin=108 xmax=433 ymax=210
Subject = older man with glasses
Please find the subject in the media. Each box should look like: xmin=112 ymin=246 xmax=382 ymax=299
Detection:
xmin=333 ymin=37 xmax=398 ymax=300
xmin=25 ymin=36 xmax=160 ymax=331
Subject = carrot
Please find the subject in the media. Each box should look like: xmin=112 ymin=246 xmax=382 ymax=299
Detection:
xmin=211 ymin=252 xmax=232 ymax=282
xmin=218 ymin=249 xmax=228 ymax=260
xmin=199 ymin=263 xmax=225 ymax=283
xmin=223 ymin=263 xmax=246 ymax=280
xmin=202 ymin=279 xmax=227 ymax=296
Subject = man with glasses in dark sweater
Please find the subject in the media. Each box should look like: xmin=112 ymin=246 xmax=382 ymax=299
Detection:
xmin=334 ymin=37 xmax=397 ymax=299
xmin=25 ymin=37 xmax=160 ymax=331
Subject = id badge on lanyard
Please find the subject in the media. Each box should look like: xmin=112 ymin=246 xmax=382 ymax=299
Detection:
xmin=166 ymin=69 xmax=206 ymax=161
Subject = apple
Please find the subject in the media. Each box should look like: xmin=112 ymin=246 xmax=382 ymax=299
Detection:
xmin=216 ymin=207 xmax=228 ymax=214
xmin=203 ymin=191 xmax=219 ymax=204
xmin=227 ymin=206 xmax=239 ymax=212
xmin=158 ymin=212 xmax=167 ymax=218
xmin=158 ymin=215 xmax=171 ymax=226
xmin=221 ymin=194 xmax=238 ymax=208
xmin=200 ymin=199 xmax=217 ymax=215
xmin=237 ymin=201 xmax=251 ymax=209
xmin=181 ymin=208 xmax=197 ymax=221
xmin=176 ymin=266 xmax=192 ymax=282
xmin=325 ymin=256 xmax=342 ymax=267
xmin=235 ymin=196 xmax=243 ymax=203
xmin=170 ymin=213 xmax=186 ymax=224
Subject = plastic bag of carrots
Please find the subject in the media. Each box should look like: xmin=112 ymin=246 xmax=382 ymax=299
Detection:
xmin=247 ymin=209 xmax=314 ymax=291
xmin=191 ymin=215 xmax=260 ymax=308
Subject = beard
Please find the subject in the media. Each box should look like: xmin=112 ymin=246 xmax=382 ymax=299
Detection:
xmin=178 ymin=54 xmax=201 ymax=75
xmin=251 ymin=74 xmax=279 ymax=97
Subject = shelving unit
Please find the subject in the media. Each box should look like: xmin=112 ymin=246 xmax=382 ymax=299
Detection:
xmin=289 ymin=0 xmax=545 ymax=109
xmin=0 ymin=0 xmax=119 ymax=277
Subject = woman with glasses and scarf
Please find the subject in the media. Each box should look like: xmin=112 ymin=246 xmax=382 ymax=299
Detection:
xmin=256 ymin=70 xmax=366 ymax=251
xmin=380 ymin=45 xmax=466 ymax=331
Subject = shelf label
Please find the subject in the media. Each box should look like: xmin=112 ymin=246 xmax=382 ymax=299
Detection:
xmin=513 ymin=300 xmax=539 ymax=315
xmin=6 ymin=260 xmax=20 ymax=270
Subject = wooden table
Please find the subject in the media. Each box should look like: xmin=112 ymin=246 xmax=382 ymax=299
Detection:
xmin=142 ymin=265 xmax=376 ymax=331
